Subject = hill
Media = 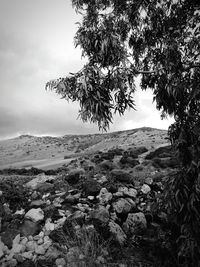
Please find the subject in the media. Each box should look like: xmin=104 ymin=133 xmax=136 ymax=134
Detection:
xmin=0 ymin=127 xmax=169 ymax=170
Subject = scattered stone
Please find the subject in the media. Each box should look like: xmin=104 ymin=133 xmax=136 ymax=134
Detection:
xmin=25 ymin=208 xmax=44 ymax=222
xmin=97 ymin=188 xmax=112 ymax=205
xmin=25 ymin=174 xmax=55 ymax=190
xmin=141 ymin=184 xmax=151 ymax=194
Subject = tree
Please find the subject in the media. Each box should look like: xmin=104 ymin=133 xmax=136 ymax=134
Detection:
xmin=46 ymin=0 xmax=200 ymax=264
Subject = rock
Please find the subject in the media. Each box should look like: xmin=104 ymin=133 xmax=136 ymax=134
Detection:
xmin=35 ymin=245 xmax=46 ymax=255
xmin=55 ymin=258 xmax=66 ymax=267
xmin=98 ymin=160 xmax=115 ymax=170
xmin=37 ymin=182 xmax=54 ymax=193
xmin=118 ymin=187 xmax=137 ymax=198
xmin=123 ymin=212 xmax=147 ymax=235
xmin=44 ymin=219 xmax=55 ymax=233
xmin=21 ymin=251 xmax=33 ymax=260
xmin=112 ymin=198 xmax=135 ymax=214
xmin=25 ymin=174 xmax=56 ymax=190
xmin=6 ymin=259 xmax=17 ymax=267
xmin=14 ymin=254 xmax=24 ymax=263
xmin=26 ymin=241 xmax=36 ymax=251
xmin=30 ymin=200 xmax=45 ymax=207
xmin=141 ymin=184 xmax=151 ymax=194
xmin=94 ymin=174 xmax=108 ymax=184
xmin=82 ymin=180 xmax=101 ymax=196
xmin=110 ymin=169 xmax=132 ymax=183
xmin=87 ymin=196 xmax=95 ymax=201
xmin=20 ymin=237 xmax=28 ymax=246
xmin=65 ymin=168 xmax=85 ymax=184
xmin=120 ymin=156 xmax=140 ymax=167
xmin=97 ymin=188 xmax=112 ymax=205
xmin=0 ymin=241 xmax=4 ymax=258
xmin=1 ymin=229 xmax=20 ymax=249
xmin=12 ymin=234 xmax=20 ymax=245
xmin=145 ymin=177 xmax=153 ymax=185
xmin=12 ymin=243 xmax=24 ymax=254
xmin=25 ymin=208 xmax=44 ymax=222
xmin=14 ymin=209 xmax=25 ymax=216
xmin=20 ymin=220 xmax=40 ymax=237
xmin=89 ymin=206 xmax=110 ymax=225
xmin=109 ymin=220 xmax=127 ymax=245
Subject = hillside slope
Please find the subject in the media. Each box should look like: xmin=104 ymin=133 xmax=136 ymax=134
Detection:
xmin=0 ymin=127 xmax=169 ymax=170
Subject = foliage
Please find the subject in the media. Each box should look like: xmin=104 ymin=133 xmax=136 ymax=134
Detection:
xmin=46 ymin=0 xmax=200 ymax=264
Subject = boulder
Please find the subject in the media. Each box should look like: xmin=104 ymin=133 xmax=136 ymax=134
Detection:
xmin=82 ymin=179 xmax=101 ymax=196
xmin=65 ymin=168 xmax=85 ymax=184
xmin=25 ymin=174 xmax=56 ymax=190
xmin=110 ymin=169 xmax=132 ymax=183
xmin=118 ymin=187 xmax=137 ymax=198
xmin=123 ymin=212 xmax=147 ymax=235
xmin=120 ymin=156 xmax=140 ymax=167
xmin=89 ymin=206 xmax=110 ymax=225
xmin=112 ymin=198 xmax=135 ymax=214
xmin=109 ymin=220 xmax=127 ymax=245
xmin=20 ymin=220 xmax=40 ymax=237
xmin=25 ymin=208 xmax=44 ymax=222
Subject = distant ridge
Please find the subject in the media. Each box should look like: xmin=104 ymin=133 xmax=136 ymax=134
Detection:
xmin=11 ymin=127 xmax=167 ymax=141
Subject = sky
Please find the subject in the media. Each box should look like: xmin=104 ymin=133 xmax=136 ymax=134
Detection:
xmin=0 ymin=0 xmax=174 ymax=139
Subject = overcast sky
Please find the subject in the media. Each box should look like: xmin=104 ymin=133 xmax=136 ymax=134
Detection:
xmin=0 ymin=0 xmax=174 ymax=139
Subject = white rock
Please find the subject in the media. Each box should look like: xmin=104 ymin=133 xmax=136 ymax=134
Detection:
xmin=21 ymin=251 xmax=33 ymax=260
xmin=141 ymin=184 xmax=151 ymax=194
xmin=26 ymin=241 xmax=36 ymax=251
xmin=88 ymin=196 xmax=94 ymax=200
xmin=12 ymin=234 xmax=20 ymax=245
xmin=11 ymin=244 xmax=24 ymax=254
xmin=118 ymin=187 xmax=137 ymax=198
xmin=14 ymin=209 xmax=25 ymax=215
xmin=97 ymin=188 xmax=112 ymax=205
xmin=25 ymin=173 xmax=55 ymax=190
xmin=25 ymin=208 xmax=44 ymax=222
xmin=37 ymin=238 xmax=43 ymax=245
xmin=112 ymin=198 xmax=134 ymax=214
xmin=35 ymin=245 xmax=46 ymax=255
xmin=20 ymin=237 xmax=28 ymax=246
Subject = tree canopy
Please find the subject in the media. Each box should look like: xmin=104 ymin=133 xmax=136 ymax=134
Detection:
xmin=46 ymin=0 xmax=200 ymax=130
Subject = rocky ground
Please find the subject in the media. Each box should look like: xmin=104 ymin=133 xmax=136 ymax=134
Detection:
xmin=0 ymin=140 xmax=179 ymax=267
